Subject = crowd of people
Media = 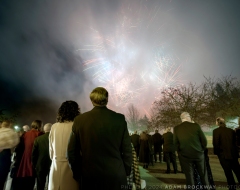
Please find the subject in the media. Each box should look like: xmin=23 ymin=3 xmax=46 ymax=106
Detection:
xmin=0 ymin=86 xmax=240 ymax=190
xmin=130 ymin=113 xmax=240 ymax=190
xmin=130 ymin=128 xmax=177 ymax=173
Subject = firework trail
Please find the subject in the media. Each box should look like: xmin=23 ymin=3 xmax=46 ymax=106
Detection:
xmin=77 ymin=0 xmax=182 ymax=108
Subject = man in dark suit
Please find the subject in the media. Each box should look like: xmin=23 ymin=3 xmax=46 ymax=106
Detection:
xmin=131 ymin=131 xmax=140 ymax=158
xmin=152 ymin=129 xmax=163 ymax=162
xmin=67 ymin=87 xmax=132 ymax=190
xmin=162 ymin=127 xmax=177 ymax=174
xmin=213 ymin=117 xmax=240 ymax=190
xmin=235 ymin=117 xmax=240 ymax=154
xmin=174 ymin=112 xmax=208 ymax=188
xmin=32 ymin=123 xmax=52 ymax=190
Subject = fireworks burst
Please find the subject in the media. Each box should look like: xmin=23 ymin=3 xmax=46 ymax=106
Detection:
xmin=77 ymin=1 xmax=182 ymax=108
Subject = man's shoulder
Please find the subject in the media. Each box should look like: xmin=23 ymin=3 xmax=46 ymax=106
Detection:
xmin=163 ymin=132 xmax=172 ymax=136
xmin=0 ymin=127 xmax=14 ymax=133
xmin=106 ymin=108 xmax=125 ymax=118
xmin=0 ymin=128 xmax=17 ymax=138
xmin=36 ymin=133 xmax=49 ymax=140
xmin=174 ymin=122 xmax=200 ymax=131
xmin=132 ymin=134 xmax=139 ymax=137
xmin=174 ymin=122 xmax=184 ymax=129
xmin=154 ymin=133 xmax=162 ymax=137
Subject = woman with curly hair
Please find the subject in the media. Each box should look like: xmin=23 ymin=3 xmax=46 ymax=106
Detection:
xmin=48 ymin=101 xmax=80 ymax=190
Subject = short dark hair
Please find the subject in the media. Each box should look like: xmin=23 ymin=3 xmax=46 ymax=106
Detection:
xmin=57 ymin=101 xmax=80 ymax=122
xmin=31 ymin=120 xmax=42 ymax=130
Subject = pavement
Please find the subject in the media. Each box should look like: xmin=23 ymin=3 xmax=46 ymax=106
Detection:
xmin=4 ymin=155 xmax=239 ymax=190
xmin=139 ymin=155 xmax=240 ymax=190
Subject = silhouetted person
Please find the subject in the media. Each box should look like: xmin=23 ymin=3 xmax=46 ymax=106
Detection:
xmin=0 ymin=120 xmax=19 ymax=190
xmin=32 ymin=123 xmax=52 ymax=190
xmin=67 ymin=87 xmax=132 ymax=190
xmin=10 ymin=131 xmax=25 ymax=190
xmin=162 ymin=127 xmax=177 ymax=174
xmin=174 ymin=112 xmax=209 ymax=189
xmin=235 ymin=117 xmax=240 ymax=155
xmin=147 ymin=132 xmax=154 ymax=166
xmin=213 ymin=117 xmax=240 ymax=190
xmin=131 ymin=131 xmax=140 ymax=158
xmin=139 ymin=131 xmax=149 ymax=169
xmin=152 ymin=129 xmax=163 ymax=162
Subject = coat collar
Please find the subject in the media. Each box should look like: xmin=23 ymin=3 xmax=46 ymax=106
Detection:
xmin=92 ymin=106 xmax=108 ymax=111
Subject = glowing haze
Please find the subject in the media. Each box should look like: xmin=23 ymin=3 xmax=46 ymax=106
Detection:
xmin=0 ymin=0 xmax=240 ymax=125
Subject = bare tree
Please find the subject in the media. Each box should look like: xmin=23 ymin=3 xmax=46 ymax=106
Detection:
xmin=204 ymin=75 xmax=240 ymax=118
xmin=148 ymin=75 xmax=240 ymax=130
xmin=126 ymin=104 xmax=140 ymax=131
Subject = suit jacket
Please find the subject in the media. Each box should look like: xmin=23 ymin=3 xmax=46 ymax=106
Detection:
xmin=235 ymin=127 xmax=240 ymax=147
xmin=32 ymin=132 xmax=51 ymax=172
xmin=152 ymin=133 xmax=163 ymax=151
xmin=174 ymin=121 xmax=207 ymax=159
xmin=67 ymin=106 xmax=132 ymax=190
xmin=162 ymin=132 xmax=175 ymax=152
xmin=213 ymin=126 xmax=238 ymax=159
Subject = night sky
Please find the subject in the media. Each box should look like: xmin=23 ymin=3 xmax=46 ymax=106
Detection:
xmin=1 ymin=0 xmax=240 ymax=126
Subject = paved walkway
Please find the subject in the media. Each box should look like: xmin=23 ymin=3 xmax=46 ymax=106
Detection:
xmin=4 ymin=156 xmax=239 ymax=190
xmin=139 ymin=155 xmax=240 ymax=190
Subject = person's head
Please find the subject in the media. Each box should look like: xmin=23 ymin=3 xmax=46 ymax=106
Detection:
xmin=140 ymin=131 xmax=148 ymax=140
xmin=216 ymin=117 xmax=226 ymax=127
xmin=164 ymin=127 xmax=171 ymax=133
xmin=180 ymin=112 xmax=192 ymax=122
xmin=1 ymin=120 xmax=12 ymax=128
xmin=90 ymin=87 xmax=108 ymax=107
xmin=23 ymin=125 xmax=30 ymax=132
xmin=31 ymin=120 xmax=42 ymax=130
xmin=155 ymin=129 xmax=158 ymax=133
xmin=43 ymin=123 xmax=52 ymax=133
xmin=17 ymin=129 xmax=25 ymax=137
xmin=57 ymin=101 xmax=80 ymax=122
xmin=134 ymin=130 xmax=138 ymax=134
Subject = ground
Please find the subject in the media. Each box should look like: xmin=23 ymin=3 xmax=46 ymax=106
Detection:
xmin=139 ymin=151 xmax=240 ymax=190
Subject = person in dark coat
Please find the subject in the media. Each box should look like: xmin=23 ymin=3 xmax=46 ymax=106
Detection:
xmin=15 ymin=120 xmax=43 ymax=190
xmin=131 ymin=131 xmax=140 ymax=158
xmin=32 ymin=123 xmax=52 ymax=190
xmin=193 ymin=149 xmax=215 ymax=190
xmin=147 ymin=132 xmax=154 ymax=166
xmin=10 ymin=130 xmax=25 ymax=190
xmin=139 ymin=131 xmax=149 ymax=168
xmin=235 ymin=117 xmax=240 ymax=155
xmin=174 ymin=112 xmax=209 ymax=189
xmin=213 ymin=117 xmax=240 ymax=190
xmin=162 ymin=127 xmax=177 ymax=174
xmin=152 ymin=129 xmax=163 ymax=162
xmin=67 ymin=87 xmax=132 ymax=190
